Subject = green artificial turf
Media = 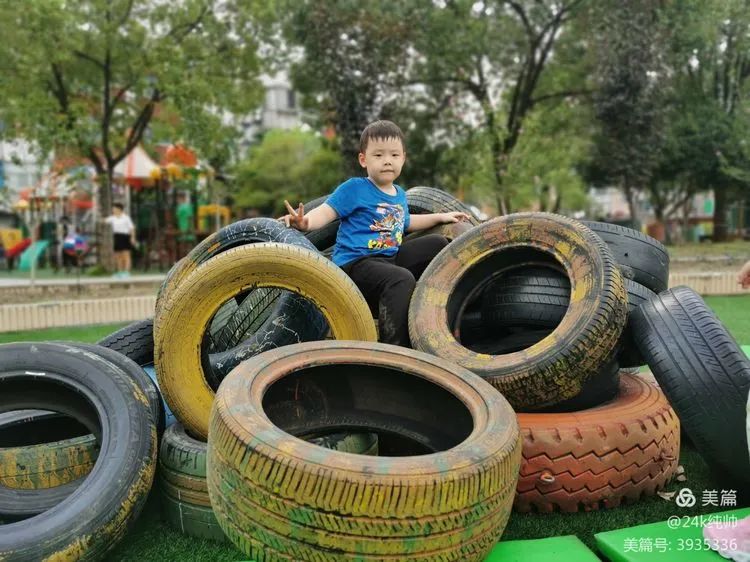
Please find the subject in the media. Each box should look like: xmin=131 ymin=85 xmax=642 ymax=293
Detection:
xmin=0 ymin=323 xmax=127 ymax=345
xmin=704 ymin=294 xmax=750 ymax=344
xmin=2 ymin=296 xmax=747 ymax=561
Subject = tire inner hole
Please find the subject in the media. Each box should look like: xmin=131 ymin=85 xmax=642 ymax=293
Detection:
xmin=450 ymin=247 xmax=569 ymax=354
xmin=262 ymin=364 xmax=473 ymax=457
xmin=201 ymin=287 xmax=330 ymax=391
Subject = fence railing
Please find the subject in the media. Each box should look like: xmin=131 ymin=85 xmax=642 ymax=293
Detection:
xmin=669 ymin=271 xmax=744 ymax=295
xmin=0 ymin=272 xmax=744 ymax=333
xmin=0 ymin=296 xmax=156 ymax=333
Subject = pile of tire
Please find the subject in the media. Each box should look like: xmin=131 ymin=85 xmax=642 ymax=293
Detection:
xmin=4 ymin=186 xmax=748 ymax=561
xmin=0 ymin=342 xmax=158 ymax=560
xmin=407 ymin=211 xmax=687 ymax=512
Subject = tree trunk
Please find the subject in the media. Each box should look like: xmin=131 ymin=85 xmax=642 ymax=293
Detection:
xmin=713 ymin=187 xmax=729 ymax=241
xmin=492 ymin=155 xmax=509 ymax=216
xmin=624 ymin=183 xmax=639 ymax=224
xmin=96 ymin=170 xmax=115 ymax=272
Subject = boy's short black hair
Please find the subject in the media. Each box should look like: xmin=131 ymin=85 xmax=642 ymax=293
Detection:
xmin=113 ymin=203 xmax=124 ymax=211
xmin=359 ymin=120 xmax=405 ymax=153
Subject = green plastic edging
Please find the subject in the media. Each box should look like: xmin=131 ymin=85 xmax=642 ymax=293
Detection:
xmin=485 ymin=535 xmax=600 ymax=561
xmin=595 ymin=507 xmax=750 ymax=561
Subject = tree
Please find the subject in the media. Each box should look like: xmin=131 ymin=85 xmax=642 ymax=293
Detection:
xmin=0 ymin=0 xmax=272 ymax=262
xmin=284 ymin=1 xmax=417 ymax=176
xmin=232 ymin=129 xmax=343 ymax=215
xmin=409 ymin=0 xmax=590 ymax=214
xmin=505 ymin=101 xmax=592 ymax=213
xmin=659 ymin=0 xmax=750 ymax=240
xmin=591 ymin=0 xmax=668 ymax=223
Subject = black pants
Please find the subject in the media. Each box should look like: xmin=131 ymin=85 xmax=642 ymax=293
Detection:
xmin=342 ymin=234 xmax=448 ymax=347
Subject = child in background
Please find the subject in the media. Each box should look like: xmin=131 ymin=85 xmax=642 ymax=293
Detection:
xmin=281 ymin=120 xmax=468 ymax=347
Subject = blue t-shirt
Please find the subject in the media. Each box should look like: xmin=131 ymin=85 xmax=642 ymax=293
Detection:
xmin=326 ymin=177 xmax=411 ymax=267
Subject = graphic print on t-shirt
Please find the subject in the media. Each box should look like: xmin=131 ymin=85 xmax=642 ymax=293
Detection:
xmin=368 ymin=203 xmax=405 ymax=250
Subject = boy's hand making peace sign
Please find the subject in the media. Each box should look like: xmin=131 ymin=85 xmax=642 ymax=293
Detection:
xmin=280 ymin=200 xmax=309 ymax=231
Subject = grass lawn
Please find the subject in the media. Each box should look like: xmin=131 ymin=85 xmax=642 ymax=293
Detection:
xmin=667 ymin=240 xmax=750 ymax=259
xmin=0 ymin=323 xmax=128 ymax=344
xmin=1 ymin=294 xmax=748 ymax=561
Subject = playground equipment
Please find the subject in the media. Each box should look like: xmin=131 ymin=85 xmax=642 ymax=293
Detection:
xmin=18 ymin=240 xmax=50 ymax=272
xmin=197 ymin=204 xmax=230 ymax=234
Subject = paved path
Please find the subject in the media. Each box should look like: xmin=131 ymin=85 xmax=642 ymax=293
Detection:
xmin=0 ymin=274 xmax=166 ymax=288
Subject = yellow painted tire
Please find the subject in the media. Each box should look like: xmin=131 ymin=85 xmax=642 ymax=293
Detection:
xmin=154 ymin=217 xmax=321 ymax=341
xmin=409 ymin=212 xmax=629 ymax=411
xmin=155 ymin=243 xmax=377 ymax=439
xmin=0 ymin=435 xmax=96 ymax=490
xmin=207 ymin=340 xmax=521 ymax=561
xmin=0 ymin=411 xmax=97 ymax=489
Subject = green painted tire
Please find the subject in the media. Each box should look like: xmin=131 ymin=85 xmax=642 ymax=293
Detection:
xmin=161 ymin=491 xmax=227 ymax=543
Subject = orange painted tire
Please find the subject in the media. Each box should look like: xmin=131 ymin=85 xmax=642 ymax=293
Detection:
xmin=207 ymin=341 xmax=521 ymax=561
xmin=409 ymin=212 xmax=628 ymax=410
xmin=515 ymin=374 xmax=680 ymax=512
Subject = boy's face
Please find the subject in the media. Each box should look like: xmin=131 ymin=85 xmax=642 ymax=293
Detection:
xmin=359 ymin=137 xmax=405 ymax=187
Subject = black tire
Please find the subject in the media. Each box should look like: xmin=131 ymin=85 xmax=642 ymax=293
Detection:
xmin=97 ymin=319 xmax=154 ymax=367
xmin=0 ymin=342 xmax=156 ymax=560
xmin=0 ymin=478 xmax=81 ymax=520
xmin=480 ymin=266 xmax=654 ymax=368
xmin=580 ymin=221 xmax=669 ymax=293
xmin=69 ymin=343 xmax=165 ymax=437
xmin=0 ymin=342 xmax=165 ymax=519
xmin=406 ymin=186 xmax=481 ymax=224
xmin=618 ymin=280 xmax=656 ymax=368
xmin=0 ymin=410 xmax=52 ymax=430
xmin=631 ymin=286 xmax=750 ymax=483
xmin=481 ymin=266 xmax=570 ymax=329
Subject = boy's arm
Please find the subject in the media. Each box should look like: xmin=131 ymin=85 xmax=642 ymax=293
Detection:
xmin=406 ymin=212 xmax=470 ymax=233
xmin=281 ymin=201 xmax=338 ymax=232
xmin=304 ymin=203 xmax=338 ymax=230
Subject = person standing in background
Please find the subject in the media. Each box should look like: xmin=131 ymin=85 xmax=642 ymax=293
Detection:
xmin=105 ymin=203 xmax=136 ymax=278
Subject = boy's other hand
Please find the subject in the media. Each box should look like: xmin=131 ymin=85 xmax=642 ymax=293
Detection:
xmin=440 ymin=211 xmax=471 ymax=224
xmin=280 ymin=200 xmax=309 ymax=231
xmin=738 ymin=260 xmax=750 ymax=288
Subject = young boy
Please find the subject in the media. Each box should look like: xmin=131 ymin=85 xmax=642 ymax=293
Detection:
xmin=281 ymin=120 xmax=468 ymax=347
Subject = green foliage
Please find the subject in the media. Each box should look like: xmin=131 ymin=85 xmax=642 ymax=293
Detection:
xmin=591 ymin=0 xmax=668 ymax=218
xmin=392 ymin=0 xmax=591 ymax=213
xmin=506 ymin=102 xmax=592 ymax=213
xmin=0 ymin=0 xmax=274 ymax=211
xmin=649 ymin=0 xmax=750 ymax=237
xmin=283 ymin=0 xmax=417 ymax=174
xmin=232 ymin=129 xmax=343 ymax=215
